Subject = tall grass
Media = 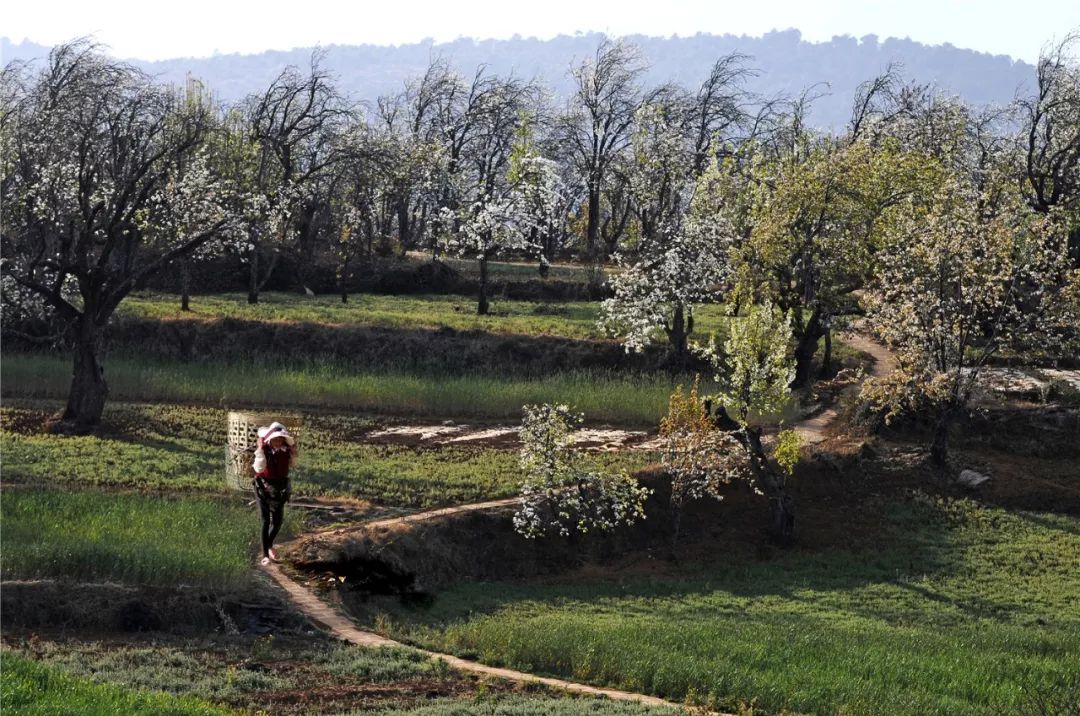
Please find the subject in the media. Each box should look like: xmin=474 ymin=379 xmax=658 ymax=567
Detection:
xmin=119 ymin=291 xmax=732 ymax=341
xmin=0 ymin=653 xmax=231 ymax=716
xmin=380 ymin=497 xmax=1080 ymax=716
xmin=0 ymin=489 xmax=279 ymax=587
xmin=3 ymin=353 xmax=690 ymax=425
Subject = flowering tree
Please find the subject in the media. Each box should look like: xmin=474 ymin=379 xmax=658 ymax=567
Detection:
xmin=860 ymin=175 xmax=1077 ymax=465
xmin=659 ymin=378 xmax=744 ymax=546
xmin=740 ymin=137 xmax=922 ymax=384
xmin=436 ymin=77 xmax=546 ymax=315
xmin=514 ymin=404 xmax=651 ymax=539
xmin=0 ymin=41 xmax=236 ymax=433
xmin=695 ymin=301 xmax=802 ymax=543
xmin=601 ymin=154 xmax=735 ymax=357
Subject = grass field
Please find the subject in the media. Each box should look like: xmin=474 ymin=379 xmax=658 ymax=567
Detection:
xmin=1 ymin=402 xmax=656 ymax=506
xmin=0 ymin=654 xmax=230 ymax=716
xmin=373 ymin=496 xmax=1080 ymax=716
xmin=119 ymin=291 xmax=732 ymax=342
xmin=0 ymin=488 xmax=280 ymax=587
xmin=2 ymin=355 xmax=690 ymax=426
xmin=2 ymin=636 xmax=677 ymax=715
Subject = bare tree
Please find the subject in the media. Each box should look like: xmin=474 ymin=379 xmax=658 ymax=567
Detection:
xmin=1018 ymin=32 xmax=1080 ymax=265
xmin=558 ymin=39 xmax=645 ymax=259
xmin=241 ymin=51 xmax=349 ymax=303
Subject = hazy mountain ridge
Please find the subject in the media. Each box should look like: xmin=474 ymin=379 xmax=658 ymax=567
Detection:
xmin=2 ymin=30 xmax=1034 ymax=128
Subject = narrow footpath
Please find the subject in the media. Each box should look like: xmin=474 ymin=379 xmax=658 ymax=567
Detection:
xmin=260 ymin=328 xmax=898 ymax=713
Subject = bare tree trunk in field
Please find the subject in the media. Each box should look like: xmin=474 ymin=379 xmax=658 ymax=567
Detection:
xmin=180 ymin=258 xmax=191 ymax=312
xmin=930 ymin=406 xmax=956 ymax=467
xmin=477 ymin=254 xmax=490 ymax=315
xmin=340 ymin=255 xmax=350 ymax=304
xmin=665 ymin=303 xmax=689 ymax=369
xmin=248 ymin=252 xmax=260 ymax=305
xmin=57 ymin=318 xmax=108 ymax=435
xmin=586 ymin=186 xmax=601 ymax=260
xmin=741 ymin=427 xmax=795 ymax=544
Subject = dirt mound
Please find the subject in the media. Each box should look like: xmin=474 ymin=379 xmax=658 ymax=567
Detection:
xmin=0 ymin=580 xmax=309 ymax=635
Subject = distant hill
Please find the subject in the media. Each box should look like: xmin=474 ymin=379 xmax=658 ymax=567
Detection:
xmin=2 ymin=31 xmax=1035 ymax=129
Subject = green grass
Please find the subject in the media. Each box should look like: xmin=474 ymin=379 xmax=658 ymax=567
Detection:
xmin=2 ymin=636 xmax=678 ymax=716
xmin=0 ymin=488 xmax=280 ymax=587
xmin=0 ymin=653 xmax=231 ymax=716
xmin=3 ymin=636 xmax=456 ymax=710
xmin=1 ymin=402 xmax=656 ymax=506
xmin=119 ymin=291 xmax=732 ymax=342
xmin=2 ymin=354 xmax=690 ymax=426
xmin=373 ymin=496 xmax=1080 ymax=716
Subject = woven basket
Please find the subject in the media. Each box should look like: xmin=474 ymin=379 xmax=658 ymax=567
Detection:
xmin=225 ymin=411 xmax=302 ymax=491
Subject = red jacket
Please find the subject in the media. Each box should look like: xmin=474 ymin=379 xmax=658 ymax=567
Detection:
xmin=256 ymin=444 xmax=292 ymax=484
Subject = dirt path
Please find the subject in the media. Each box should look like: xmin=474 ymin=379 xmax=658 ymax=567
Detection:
xmin=258 ymin=560 xmax=698 ymax=712
xmin=363 ymin=423 xmax=662 ymax=451
xmin=262 ymin=329 xmax=896 ymax=712
xmin=795 ymin=327 xmax=896 ymax=445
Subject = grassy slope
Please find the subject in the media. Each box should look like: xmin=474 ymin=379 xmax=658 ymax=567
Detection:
xmin=119 ymin=292 xmax=731 ymax=341
xmin=0 ymin=488 xmax=281 ymax=587
xmin=2 ymin=355 xmax=688 ymax=426
xmin=2 ymin=637 xmax=677 ymax=716
xmin=0 ymin=402 xmax=655 ymax=506
xmin=377 ymin=497 xmax=1080 ymax=716
xmin=0 ymin=653 xmax=231 ymax=716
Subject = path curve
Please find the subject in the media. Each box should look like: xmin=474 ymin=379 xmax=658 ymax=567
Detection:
xmin=258 ymin=560 xmax=705 ymax=713
xmin=267 ymin=329 xmax=895 ymax=713
xmin=794 ymin=327 xmax=896 ymax=445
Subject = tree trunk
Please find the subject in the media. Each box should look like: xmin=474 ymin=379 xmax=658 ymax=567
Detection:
xmin=768 ymin=494 xmax=796 ymax=545
xmin=477 ymin=254 xmax=490 ymax=315
xmin=792 ymin=311 xmax=825 ymax=387
xmin=397 ymin=199 xmax=411 ymax=249
xmin=742 ymin=427 xmax=795 ymax=545
xmin=248 ymin=251 xmax=260 ymax=305
xmin=666 ymin=303 xmax=688 ymax=368
xmin=930 ymin=407 xmax=955 ymax=467
xmin=819 ymin=324 xmax=833 ymax=379
xmin=180 ymin=258 xmax=191 ymax=312
xmin=56 ymin=319 xmax=107 ymax=435
xmin=670 ymin=499 xmax=685 ymax=555
xmin=586 ymin=186 xmax=601 ymax=259
xmin=340 ymin=255 xmax=350 ymax=304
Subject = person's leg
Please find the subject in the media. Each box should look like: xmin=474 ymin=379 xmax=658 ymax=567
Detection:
xmin=267 ymin=500 xmax=285 ymax=548
xmin=258 ymin=495 xmax=273 ymax=558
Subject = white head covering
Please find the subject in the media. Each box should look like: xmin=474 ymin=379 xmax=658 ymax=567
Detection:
xmin=259 ymin=422 xmax=295 ymax=447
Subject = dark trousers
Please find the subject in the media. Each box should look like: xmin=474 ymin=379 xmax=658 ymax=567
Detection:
xmin=257 ymin=491 xmax=286 ymax=556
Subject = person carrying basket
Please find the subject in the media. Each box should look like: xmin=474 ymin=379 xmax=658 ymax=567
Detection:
xmin=252 ymin=422 xmax=297 ymax=565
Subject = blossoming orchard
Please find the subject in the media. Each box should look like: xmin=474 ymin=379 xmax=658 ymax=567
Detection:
xmin=3 ymin=20 xmax=1080 ymax=716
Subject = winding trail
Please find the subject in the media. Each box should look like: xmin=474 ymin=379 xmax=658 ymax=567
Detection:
xmin=260 ymin=328 xmax=897 ymax=713
xmin=259 ymin=560 xmax=685 ymax=711
xmin=795 ymin=328 xmax=896 ymax=445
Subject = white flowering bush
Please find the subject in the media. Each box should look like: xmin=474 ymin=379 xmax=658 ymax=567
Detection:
xmin=659 ymin=379 xmax=748 ymax=544
xmin=514 ymin=404 xmax=651 ymax=539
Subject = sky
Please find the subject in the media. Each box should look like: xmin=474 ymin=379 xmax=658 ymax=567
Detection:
xmin=4 ymin=0 xmax=1077 ymax=64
